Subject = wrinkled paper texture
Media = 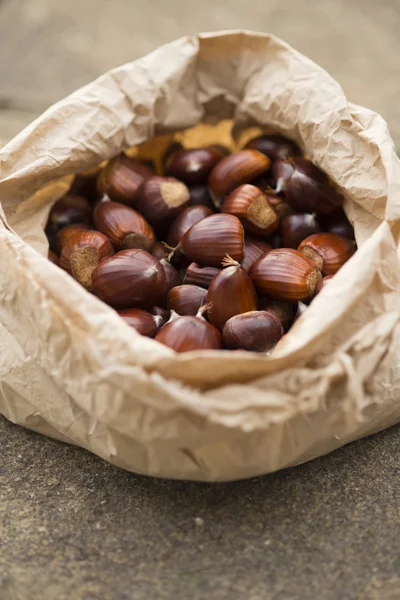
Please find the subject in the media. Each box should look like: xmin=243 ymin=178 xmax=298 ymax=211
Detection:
xmin=1 ymin=31 xmax=400 ymax=481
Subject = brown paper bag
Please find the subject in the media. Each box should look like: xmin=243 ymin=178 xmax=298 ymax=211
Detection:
xmin=1 ymin=31 xmax=400 ymax=481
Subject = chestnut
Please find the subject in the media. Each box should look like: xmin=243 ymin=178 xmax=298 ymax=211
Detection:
xmin=273 ymin=157 xmax=342 ymax=214
xmin=206 ymin=256 xmax=258 ymax=331
xmin=249 ymin=248 xmax=322 ymax=301
xmin=97 ymin=153 xmax=153 ymax=206
xmin=221 ymin=184 xmax=279 ymax=237
xmin=60 ymin=230 xmax=115 ymax=289
xmin=55 ymin=223 xmax=91 ymax=253
xmin=188 ymin=185 xmax=215 ymax=210
xmin=165 ymin=147 xmax=223 ymax=185
xmin=208 ymin=149 xmax=270 ymax=208
xmin=91 ymin=249 xmax=166 ymax=309
xmin=155 ymin=311 xmax=222 ymax=352
xmin=118 ymin=308 xmax=163 ymax=337
xmin=135 ymin=176 xmax=191 ymax=225
xmin=245 ymin=134 xmax=301 ymax=161
xmin=47 ymin=194 xmax=92 ymax=233
xmin=298 ymin=233 xmax=356 ymax=275
xmin=175 ymin=214 xmax=245 ymax=267
xmin=93 ymin=201 xmax=155 ymax=251
xmin=168 ymin=284 xmax=207 ymax=316
xmin=280 ymin=213 xmax=321 ymax=249
xmin=167 ymin=205 xmax=213 ymax=247
xmin=222 ymin=311 xmax=284 ymax=352
xmin=241 ymin=238 xmax=272 ymax=272
xmin=183 ymin=263 xmax=221 ymax=289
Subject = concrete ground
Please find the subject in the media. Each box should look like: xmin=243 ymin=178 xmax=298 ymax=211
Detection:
xmin=1 ymin=1 xmax=400 ymax=599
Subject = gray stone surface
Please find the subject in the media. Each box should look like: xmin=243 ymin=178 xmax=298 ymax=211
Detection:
xmin=1 ymin=415 xmax=400 ymax=600
xmin=1 ymin=1 xmax=400 ymax=598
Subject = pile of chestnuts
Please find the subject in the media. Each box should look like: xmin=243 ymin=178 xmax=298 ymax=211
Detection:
xmin=45 ymin=133 xmax=356 ymax=354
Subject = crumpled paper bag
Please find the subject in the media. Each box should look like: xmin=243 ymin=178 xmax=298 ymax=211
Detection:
xmin=1 ymin=30 xmax=400 ymax=481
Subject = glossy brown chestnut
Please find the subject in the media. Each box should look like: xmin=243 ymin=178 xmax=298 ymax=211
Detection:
xmin=241 ymin=238 xmax=272 ymax=272
xmin=48 ymin=195 xmax=92 ymax=232
xmin=155 ymin=312 xmax=222 ymax=353
xmin=207 ymin=256 xmax=258 ymax=331
xmin=298 ymin=233 xmax=356 ymax=275
xmin=318 ymin=208 xmax=355 ymax=240
xmin=258 ymin=297 xmax=296 ymax=332
xmin=222 ymin=311 xmax=284 ymax=352
xmin=151 ymin=241 xmax=168 ymax=260
xmin=280 ymin=213 xmax=321 ymax=249
xmin=97 ymin=154 xmax=153 ymax=206
xmin=176 ymin=214 xmax=245 ymax=267
xmin=60 ymin=230 xmax=115 ymax=289
xmin=183 ymin=263 xmax=220 ymax=289
xmin=55 ymin=223 xmax=91 ymax=253
xmin=165 ymin=147 xmax=223 ymax=185
xmin=273 ymin=157 xmax=342 ymax=214
xmin=188 ymin=185 xmax=215 ymax=209
xmin=93 ymin=201 xmax=155 ymax=251
xmin=159 ymin=258 xmax=181 ymax=294
xmin=249 ymin=248 xmax=322 ymax=301
xmin=208 ymin=149 xmax=270 ymax=208
xmin=91 ymin=249 xmax=166 ymax=309
xmin=245 ymin=134 xmax=301 ymax=161
xmin=221 ymin=184 xmax=279 ymax=237
xmin=135 ymin=176 xmax=191 ymax=225
xmin=314 ymin=275 xmax=334 ymax=296
xmin=167 ymin=205 xmax=213 ymax=247
xmin=168 ymin=284 xmax=207 ymax=316
xmin=48 ymin=249 xmax=59 ymax=266
xmin=118 ymin=308 xmax=163 ymax=337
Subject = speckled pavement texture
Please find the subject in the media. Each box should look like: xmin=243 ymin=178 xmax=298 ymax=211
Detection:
xmin=1 ymin=1 xmax=400 ymax=599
